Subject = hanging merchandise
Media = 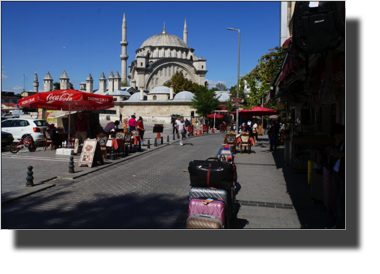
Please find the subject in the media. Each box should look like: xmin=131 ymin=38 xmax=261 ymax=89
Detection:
xmin=318 ymin=50 xmax=339 ymax=104
xmin=292 ymin=1 xmax=344 ymax=54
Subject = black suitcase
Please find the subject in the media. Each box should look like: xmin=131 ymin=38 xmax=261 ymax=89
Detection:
xmin=188 ymin=158 xmax=234 ymax=189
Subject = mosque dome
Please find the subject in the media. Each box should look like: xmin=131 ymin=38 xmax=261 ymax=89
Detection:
xmin=149 ymin=86 xmax=170 ymax=94
xmin=140 ymin=33 xmax=188 ymax=49
xmin=126 ymin=92 xmax=148 ymax=102
xmin=173 ymin=91 xmax=194 ymax=101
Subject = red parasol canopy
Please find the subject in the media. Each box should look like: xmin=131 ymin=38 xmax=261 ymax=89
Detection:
xmin=206 ymin=113 xmax=224 ymax=118
xmin=231 ymin=106 xmax=278 ymax=117
xmin=18 ymin=89 xmax=114 ymax=111
xmin=18 ymin=89 xmax=114 ymax=145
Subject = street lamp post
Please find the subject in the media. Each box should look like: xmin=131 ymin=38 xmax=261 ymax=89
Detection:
xmin=23 ymin=74 xmax=25 ymax=92
xmin=227 ymin=27 xmax=240 ymax=134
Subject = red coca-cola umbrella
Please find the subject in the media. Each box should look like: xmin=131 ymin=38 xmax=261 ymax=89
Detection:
xmin=206 ymin=113 xmax=224 ymax=129
xmin=19 ymin=89 xmax=114 ymax=144
xmin=231 ymin=106 xmax=278 ymax=117
xmin=206 ymin=113 xmax=224 ymax=118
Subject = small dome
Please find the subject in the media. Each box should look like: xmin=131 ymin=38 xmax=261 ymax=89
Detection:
xmin=150 ymin=86 xmax=170 ymax=94
xmin=109 ymin=90 xmax=131 ymax=96
xmin=173 ymin=91 xmax=194 ymax=101
xmin=127 ymin=92 xmax=147 ymax=102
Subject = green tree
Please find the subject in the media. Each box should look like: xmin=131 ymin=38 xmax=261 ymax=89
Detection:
xmin=241 ymin=47 xmax=286 ymax=112
xmin=225 ymin=79 xmax=246 ymax=112
xmin=215 ymin=82 xmax=227 ymax=91
xmin=190 ymin=85 xmax=221 ymax=119
xmin=163 ymin=71 xmax=193 ymax=93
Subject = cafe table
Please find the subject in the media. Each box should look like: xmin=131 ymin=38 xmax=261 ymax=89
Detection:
xmin=106 ymin=137 xmax=125 ymax=156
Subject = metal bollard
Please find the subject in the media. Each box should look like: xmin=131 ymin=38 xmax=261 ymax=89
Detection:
xmin=167 ymin=135 xmax=169 ymax=143
xmin=69 ymin=156 xmax=75 ymax=173
xmin=161 ymin=136 xmax=163 ymax=145
xmin=124 ymin=145 xmax=129 ymax=156
xmin=26 ymin=166 xmax=34 ymax=187
xmin=154 ymin=138 xmax=157 ymax=147
xmin=147 ymin=139 xmax=150 ymax=149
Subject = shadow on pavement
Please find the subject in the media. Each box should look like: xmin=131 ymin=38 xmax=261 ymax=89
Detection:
xmin=271 ymin=147 xmax=335 ymax=229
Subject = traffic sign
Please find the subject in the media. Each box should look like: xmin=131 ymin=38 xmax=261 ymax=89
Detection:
xmin=231 ymin=98 xmax=244 ymax=103
xmin=231 ymin=103 xmax=240 ymax=108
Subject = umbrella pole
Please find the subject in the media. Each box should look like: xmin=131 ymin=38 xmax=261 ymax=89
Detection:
xmin=67 ymin=104 xmax=71 ymax=148
xmin=214 ymin=113 xmax=216 ymax=130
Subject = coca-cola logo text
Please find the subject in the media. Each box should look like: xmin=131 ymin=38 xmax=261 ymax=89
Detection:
xmin=46 ymin=93 xmax=74 ymax=101
xmin=21 ymin=98 xmax=35 ymax=105
xmin=88 ymin=97 xmax=110 ymax=102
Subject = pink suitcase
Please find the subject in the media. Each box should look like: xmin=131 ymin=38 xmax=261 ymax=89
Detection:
xmin=186 ymin=214 xmax=223 ymax=229
xmin=188 ymin=198 xmax=226 ymax=227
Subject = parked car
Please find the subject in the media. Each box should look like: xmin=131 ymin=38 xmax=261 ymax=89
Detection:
xmin=1 ymin=131 xmax=14 ymax=147
xmin=2 ymin=113 xmax=18 ymax=118
xmin=1 ymin=118 xmax=50 ymax=143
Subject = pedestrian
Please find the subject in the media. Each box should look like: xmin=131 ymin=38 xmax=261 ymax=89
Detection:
xmin=176 ymin=117 xmax=186 ymax=146
xmin=136 ymin=117 xmax=145 ymax=146
xmin=252 ymin=121 xmax=258 ymax=142
xmin=185 ymin=118 xmax=191 ymax=138
xmin=103 ymin=120 xmax=120 ymax=134
xmin=247 ymin=120 xmax=252 ymax=127
xmin=73 ymin=111 xmax=89 ymax=155
xmin=128 ymin=115 xmax=136 ymax=132
xmin=330 ymin=123 xmax=345 ymax=229
xmin=173 ymin=118 xmax=179 ymax=137
xmin=268 ymin=120 xmax=279 ymax=151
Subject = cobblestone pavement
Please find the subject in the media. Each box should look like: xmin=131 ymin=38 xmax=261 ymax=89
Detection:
xmin=2 ymin=130 xmax=334 ymax=229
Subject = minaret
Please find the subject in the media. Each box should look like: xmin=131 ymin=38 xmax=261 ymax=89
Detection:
xmin=86 ymin=74 xmax=94 ymax=93
xmin=43 ymin=72 xmax=53 ymax=91
xmin=33 ymin=72 xmax=39 ymax=92
xmin=60 ymin=70 xmax=69 ymax=90
xmin=183 ymin=18 xmax=188 ymax=45
xmin=99 ymin=72 xmax=107 ymax=94
xmin=120 ymin=11 xmax=128 ymax=85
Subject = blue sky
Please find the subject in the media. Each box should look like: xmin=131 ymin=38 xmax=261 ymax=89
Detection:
xmin=1 ymin=1 xmax=280 ymax=93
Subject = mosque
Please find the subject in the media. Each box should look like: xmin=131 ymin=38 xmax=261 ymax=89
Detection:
xmin=34 ymin=12 xmax=231 ymax=123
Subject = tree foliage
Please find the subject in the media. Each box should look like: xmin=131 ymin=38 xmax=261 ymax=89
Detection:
xmin=215 ymin=82 xmax=227 ymax=91
xmin=190 ymin=86 xmax=221 ymax=118
xmin=241 ymin=47 xmax=286 ymax=113
xmin=163 ymin=71 xmax=194 ymax=93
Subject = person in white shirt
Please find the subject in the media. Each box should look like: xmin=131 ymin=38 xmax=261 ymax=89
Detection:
xmin=176 ymin=117 xmax=186 ymax=146
xmin=252 ymin=122 xmax=258 ymax=142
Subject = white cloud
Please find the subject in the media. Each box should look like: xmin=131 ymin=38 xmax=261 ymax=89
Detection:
xmin=11 ymin=86 xmax=23 ymax=91
xmin=206 ymin=79 xmax=232 ymax=88
xmin=2 ymin=74 xmax=8 ymax=79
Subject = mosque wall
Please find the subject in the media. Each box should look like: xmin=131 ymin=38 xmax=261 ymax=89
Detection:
xmin=111 ymin=103 xmax=198 ymax=122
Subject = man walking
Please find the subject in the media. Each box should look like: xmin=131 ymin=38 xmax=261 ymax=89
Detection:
xmin=176 ymin=117 xmax=186 ymax=146
xmin=73 ymin=111 xmax=89 ymax=155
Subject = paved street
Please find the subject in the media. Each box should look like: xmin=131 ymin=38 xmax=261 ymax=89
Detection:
xmin=1 ymin=126 xmax=335 ymax=229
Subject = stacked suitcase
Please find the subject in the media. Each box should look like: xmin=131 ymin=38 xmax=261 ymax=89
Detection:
xmin=186 ymin=146 xmax=237 ymax=229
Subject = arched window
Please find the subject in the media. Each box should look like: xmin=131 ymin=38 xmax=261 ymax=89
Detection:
xmin=153 ymin=95 xmax=157 ymax=100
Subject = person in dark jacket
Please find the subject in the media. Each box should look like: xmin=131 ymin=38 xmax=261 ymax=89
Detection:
xmin=330 ymin=123 xmax=345 ymax=229
xmin=268 ymin=120 xmax=279 ymax=151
